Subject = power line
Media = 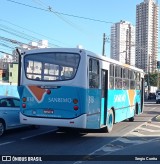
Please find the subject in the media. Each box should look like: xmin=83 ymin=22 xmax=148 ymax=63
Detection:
xmin=0 ymin=50 xmax=12 ymax=55
xmin=0 ymin=24 xmax=59 ymax=48
xmin=5 ymin=0 xmax=113 ymax=24
xmin=0 ymin=19 xmax=68 ymax=47
xmin=31 ymin=0 xmax=97 ymax=38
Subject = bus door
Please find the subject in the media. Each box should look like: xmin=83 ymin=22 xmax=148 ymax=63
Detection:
xmin=87 ymin=58 xmax=101 ymax=129
xmin=100 ymin=69 xmax=108 ymax=126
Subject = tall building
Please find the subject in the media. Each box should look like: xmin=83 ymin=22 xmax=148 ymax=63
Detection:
xmin=135 ymin=0 xmax=159 ymax=73
xmin=110 ymin=20 xmax=135 ymax=66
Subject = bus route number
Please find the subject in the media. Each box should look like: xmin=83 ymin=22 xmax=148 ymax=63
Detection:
xmin=27 ymin=97 xmax=34 ymax=102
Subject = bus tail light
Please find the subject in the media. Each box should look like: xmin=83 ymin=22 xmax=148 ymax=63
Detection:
xmin=74 ymin=106 xmax=78 ymax=110
xmin=46 ymin=89 xmax=51 ymax=94
xmin=22 ymin=104 xmax=26 ymax=108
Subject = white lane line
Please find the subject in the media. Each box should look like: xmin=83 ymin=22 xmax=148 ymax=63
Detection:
xmin=138 ymin=127 xmax=160 ymax=132
xmin=147 ymin=123 xmax=160 ymax=128
xmin=118 ymin=137 xmax=146 ymax=144
xmin=0 ymin=141 xmax=15 ymax=146
xmin=129 ymin=131 xmax=145 ymax=136
xmin=144 ymin=134 xmax=160 ymax=137
xmin=21 ymin=129 xmax=56 ymax=140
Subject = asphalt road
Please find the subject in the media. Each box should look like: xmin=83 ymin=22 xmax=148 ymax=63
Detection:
xmin=0 ymin=102 xmax=160 ymax=164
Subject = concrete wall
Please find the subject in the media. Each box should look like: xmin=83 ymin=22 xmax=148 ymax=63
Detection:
xmin=0 ymin=83 xmax=19 ymax=98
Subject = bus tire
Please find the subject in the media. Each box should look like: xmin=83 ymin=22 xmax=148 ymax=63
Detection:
xmin=128 ymin=116 xmax=134 ymax=122
xmin=135 ymin=103 xmax=139 ymax=114
xmin=0 ymin=120 xmax=5 ymax=137
xmin=106 ymin=109 xmax=114 ymax=133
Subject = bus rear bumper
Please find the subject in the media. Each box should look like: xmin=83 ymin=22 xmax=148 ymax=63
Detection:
xmin=20 ymin=113 xmax=87 ymax=129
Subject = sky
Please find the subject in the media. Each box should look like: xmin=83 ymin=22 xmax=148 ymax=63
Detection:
xmin=0 ymin=0 xmax=154 ymax=58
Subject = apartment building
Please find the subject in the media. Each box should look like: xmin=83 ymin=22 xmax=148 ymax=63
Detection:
xmin=110 ymin=20 xmax=135 ymax=66
xmin=135 ymin=0 xmax=159 ymax=73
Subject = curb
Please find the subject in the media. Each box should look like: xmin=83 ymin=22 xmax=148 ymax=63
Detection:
xmin=155 ymin=115 xmax=160 ymax=122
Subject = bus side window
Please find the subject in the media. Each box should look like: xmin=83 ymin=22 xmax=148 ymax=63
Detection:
xmin=130 ymin=70 xmax=136 ymax=89
xmin=115 ymin=65 xmax=122 ymax=89
xmin=89 ymin=59 xmax=99 ymax=88
xmin=109 ymin=64 xmax=114 ymax=89
xmin=136 ymin=72 xmax=141 ymax=90
xmin=122 ymin=68 xmax=129 ymax=90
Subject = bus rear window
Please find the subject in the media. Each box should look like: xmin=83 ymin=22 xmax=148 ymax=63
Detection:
xmin=24 ymin=52 xmax=80 ymax=81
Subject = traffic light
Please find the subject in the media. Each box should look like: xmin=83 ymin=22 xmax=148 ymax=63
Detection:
xmin=157 ymin=61 xmax=160 ymax=69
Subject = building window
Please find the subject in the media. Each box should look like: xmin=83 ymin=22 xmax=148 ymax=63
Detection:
xmin=10 ymin=72 xmax=12 ymax=77
xmin=10 ymin=64 xmax=13 ymax=68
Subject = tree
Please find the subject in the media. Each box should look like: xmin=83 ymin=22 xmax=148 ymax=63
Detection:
xmin=144 ymin=73 xmax=158 ymax=86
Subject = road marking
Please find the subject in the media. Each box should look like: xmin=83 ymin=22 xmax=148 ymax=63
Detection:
xmin=74 ymin=109 xmax=160 ymax=164
xmin=118 ymin=137 xmax=146 ymax=144
xmin=147 ymin=123 xmax=160 ymax=128
xmin=138 ymin=127 xmax=160 ymax=132
xmin=0 ymin=141 xmax=15 ymax=146
xmin=100 ymin=144 xmax=123 ymax=152
xmin=21 ymin=129 xmax=56 ymax=140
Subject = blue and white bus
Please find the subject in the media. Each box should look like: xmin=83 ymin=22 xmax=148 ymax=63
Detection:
xmin=17 ymin=48 xmax=144 ymax=132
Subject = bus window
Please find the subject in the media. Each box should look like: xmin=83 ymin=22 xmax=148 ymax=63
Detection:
xmin=89 ymin=59 xmax=99 ymax=88
xmin=136 ymin=72 xmax=141 ymax=90
xmin=130 ymin=70 xmax=136 ymax=89
xmin=25 ymin=60 xmax=42 ymax=79
xmin=109 ymin=64 xmax=114 ymax=89
xmin=24 ymin=52 xmax=80 ymax=81
xmin=115 ymin=65 xmax=122 ymax=89
xmin=123 ymin=68 xmax=129 ymax=90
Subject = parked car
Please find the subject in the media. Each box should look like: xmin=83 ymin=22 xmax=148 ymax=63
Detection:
xmin=148 ymin=93 xmax=156 ymax=100
xmin=156 ymin=91 xmax=160 ymax=104
xmin=0 ymin=96 xmax=25 ymax=136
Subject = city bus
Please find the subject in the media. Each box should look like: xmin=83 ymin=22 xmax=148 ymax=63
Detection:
xmin=17 ymin=47 xmax=144 ymax=132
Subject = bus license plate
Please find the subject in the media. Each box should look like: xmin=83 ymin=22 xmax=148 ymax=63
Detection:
xmin=44 ymin=109 xmax=54 ymax=114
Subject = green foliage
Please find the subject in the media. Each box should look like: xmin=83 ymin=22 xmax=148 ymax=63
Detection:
xmin=144 ymin=73 xmax=158 ymax=86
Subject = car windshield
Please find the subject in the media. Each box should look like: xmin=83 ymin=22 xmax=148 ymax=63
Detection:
xmin=24 ymin=52 xmax=80 ymax=81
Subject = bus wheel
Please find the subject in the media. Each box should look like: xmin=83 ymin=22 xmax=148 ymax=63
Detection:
xmin=106 ymin=109 xmax=114 ymax=133
xmin=0 ymin=121 xmax=5 ymax=137
xmin=135 ymin=103 xmax=139 ymax=114
xmin=128 ymin=116 xmax=134 ymax=122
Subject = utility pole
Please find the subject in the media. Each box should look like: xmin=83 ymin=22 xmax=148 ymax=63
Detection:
xmin=102 ymin=33 xmax=106 ymax=56
xmin=157 ymin=61 xmax=160 ymax=89
xmin=148 ymin=54 xmax=150 ymax=95
xmin=157 ymin=69 xmax=159 ymax=89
